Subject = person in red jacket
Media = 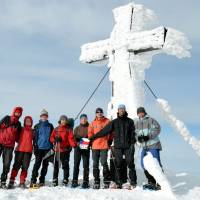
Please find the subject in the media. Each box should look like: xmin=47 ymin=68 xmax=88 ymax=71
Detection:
xmin=50 ymin=115 xmax=76 ymax=186
xmin=0 ymin=107 xmax=23 ymax=188
xmin=7 ymin=116 xmax=34 ymax=189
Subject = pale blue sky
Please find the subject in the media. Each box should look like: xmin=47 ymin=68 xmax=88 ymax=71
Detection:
xmin=0 ymin=0 xmax=199 ymax=174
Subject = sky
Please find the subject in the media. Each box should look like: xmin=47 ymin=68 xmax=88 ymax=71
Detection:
xmin=0 ymin=0 xmax=199 ymax=174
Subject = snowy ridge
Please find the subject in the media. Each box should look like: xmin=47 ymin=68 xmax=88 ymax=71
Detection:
xmin=157 ymin=98 xmax=200 ymax=156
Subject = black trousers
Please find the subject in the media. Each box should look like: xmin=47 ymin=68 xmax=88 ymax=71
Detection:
xmin=53 ymin=151 xmax=70 ymax=182
xmin=31 ymin=149 xmax=50 ymax=184
xmin=92 ymin=149 xmax=111 ymax=184
xmin=12 ymin=151 xmax=32 ymax=171
xmin=72 ymin=147 xmax=90 ymax=183
xmin=114 ymin=147 xmax=137 ymax=185
xmin=0 ymin=145 xmax=14 ymax=183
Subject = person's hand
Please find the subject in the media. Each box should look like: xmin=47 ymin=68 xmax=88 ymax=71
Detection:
xmin=107 ymin=140 xmax=113 ymax=148
xmin=138 ymin=135 xmax=149 ymax=143
xmin=143 ymin=135 xmax=149 ymax=142
xmin=55 ymin=136 xmax=62 ymax=143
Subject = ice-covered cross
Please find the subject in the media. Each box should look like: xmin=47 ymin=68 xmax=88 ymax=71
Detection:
xmin=80 ymin=3 xmax=191 ymax=119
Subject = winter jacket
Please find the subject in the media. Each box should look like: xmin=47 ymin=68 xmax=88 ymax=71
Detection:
xmin=16 ymin=116 xmax=34 ymax=153
xmin=88 ymin=117 xmax=111 ymax=150
xmin=34 ymin=120 xmax=54 ymax=150
xmin=91 ymin=112 xmax=136 ymax=149
xmin=73 ymin=123 xmax=89 ymax=142
xmin=50 ymin=125 xmax=77 ymax=152
xmin=135 ymin=115 xmax=161 ymax=150
xmin=0 ymin=107 xmax=22 ymax=148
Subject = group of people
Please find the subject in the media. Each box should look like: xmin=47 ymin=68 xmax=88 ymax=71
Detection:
xmin=0 ymin=104 xmax=162 ymax=190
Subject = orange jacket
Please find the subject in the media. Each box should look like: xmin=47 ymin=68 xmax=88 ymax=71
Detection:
xmin=88 ymin=117 xmax=110 ymax=150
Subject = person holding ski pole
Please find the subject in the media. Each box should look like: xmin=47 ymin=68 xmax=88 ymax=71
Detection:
xmin=88 ymin=108 xmax=112 ymax=189
xmin=0 ymin=106 xmax=23 ymax=188
xmin=8 ymin=116 xmax=34 ymax=189
xmin=135 ymin=107 xmax=162 ymax=191
xmin=89 ymin=105 xmax=137 ymax=189
xmin=72 ymin=114 xmax=90 ymax=189
xmin=30 ymin=109 xmax=54 ymax=188
xmin=50 ymin=115 xmax=77 ymax=187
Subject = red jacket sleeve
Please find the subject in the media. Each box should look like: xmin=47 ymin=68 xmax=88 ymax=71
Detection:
xmin=50 ymin=129 xmax=56 ymax=144
xmin=68 ymin=129 xmax=77 ymax=147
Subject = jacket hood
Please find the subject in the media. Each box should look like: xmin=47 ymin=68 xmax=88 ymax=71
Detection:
xmin=24 ymin=116 xmax=33 ymax=127
xmin=11 ymin=106 xmax=23 ymax=118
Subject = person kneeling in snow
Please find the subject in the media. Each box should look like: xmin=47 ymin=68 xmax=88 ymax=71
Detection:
xmin=90 ymin=105 xmax=137 ymax=189
xmin=8 ymin=116 xmax=34 ymax=189
xmin=135 ymin=107 xmax=162 ymax=190
xmin=50 ymin=115 xmax=77 ymax=186
xmin=0 ymin=107 xmax=23 ymax=188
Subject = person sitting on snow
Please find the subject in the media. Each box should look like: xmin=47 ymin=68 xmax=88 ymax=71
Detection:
xmin=50 ymin=115 xmax=77 ymax=187
xmin=135 ymin=107 xmax=162 ymax=190
xmin=72 ymin=114 xmax=90 ymax=189
xmin=88 ymin=108 xmax=112 ymax=189
xmin=0 ymin=106 xmax=23 ymax=188
xmin=30 ymin=109 xmax=54 ymax=188
xmin=89 ymin=105 xmax=137 ymax=189
xmin=8 ymin=116 xmax=34 ymax=189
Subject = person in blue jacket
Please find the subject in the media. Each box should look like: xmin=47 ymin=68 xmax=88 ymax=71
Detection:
xmin=30 ymin=109 xmax=54 ymax=188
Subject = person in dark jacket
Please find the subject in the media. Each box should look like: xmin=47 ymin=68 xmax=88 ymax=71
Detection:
xmin=72 ymin=114 xmax=90 ymax=189
xmin=0 ymin=107 xmax=23 ymax=188
xmin=30 ymin=109 xmax=54 ymax=188
xmin=50 ymin=115 xmax=77 ymax=186
xmin=90 ymin=104 xmax=137 ymax=189
xmin=8 ymin=116 xmax=34 ymax=189
xmin=135 ymin=107 xmax=162 ymax=190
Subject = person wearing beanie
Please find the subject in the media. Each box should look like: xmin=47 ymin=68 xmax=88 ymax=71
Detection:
xmin=50 ymin=115 xmax=77 ymax=187
xmin=0 ymin=106 xmax=23 ymax=188
xmin=88 ymin=108 xmax=112 ymax=189
xmin=89 ymin=104 xmax=137 ymax=189
xmin=72 ymin=114 xmax=90 ymax=189
xmin=8 ymin=116 xmax=34 ymax=189
xmin=135 ymin=107 xmax=162 ymax=191
xmin=30 ymin=109 xmax=54 ymax=188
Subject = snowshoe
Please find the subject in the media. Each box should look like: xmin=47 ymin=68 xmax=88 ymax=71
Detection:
xmin=0 ymin=182 xmax=7 ymax=189
xmin=143 ymin=183 xmax=161 ymax=191
xmin=71 ymin=180 xmax=79 ymax=188
xmin=7 ymin=181 xmax=15 ymax=189
xmin=62 ymin=179 xmax=69 ymax=187
xmin=29 ymin=183 xmax=40 ymax=189
xmin=81 ymin=181 xmax=89 ymax=189
xmin=93 ymin=182 xmax=100 ymax=189
xmin=19 ymin=183 xmax=27 ymax=189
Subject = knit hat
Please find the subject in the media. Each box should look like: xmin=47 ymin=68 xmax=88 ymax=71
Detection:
xmin=96 ymin=107 xmax=103 ymax=113
xmin=59 ymin=115 xmax=68 ymax=122
xmin=80 ymin=114 xmax=88 ymax=119
xmin=40 ymin=109 xmax=48 ymax=117
xmin=118 ymin=104 xmax=126 ymax=110
xmin=137 ymin=107 xmax=147 ymax=114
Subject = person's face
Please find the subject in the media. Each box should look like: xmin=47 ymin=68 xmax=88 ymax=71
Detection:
xmin=118 ymin=108 xmax=126 ymax=116
xmin=80 ymin=117 xmax=88 ymax=125
xmin=138 ymin=112 xmax=145 ymax=118
xmin=25 ymin=118 xmax=32 ymax=126
xmin=96 ymin=111 xmax=103 ymax=119
xmin=60 ymin=119 xmax=67 ymax=126
xmin=14 ymin=111 xmax=21 ymax=118
xmin=40 ymin=115 xmax=48 ymax=122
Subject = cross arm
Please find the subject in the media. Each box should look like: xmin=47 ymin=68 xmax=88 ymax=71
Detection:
xmin=80 ymin=38 xmax=111 ymax=64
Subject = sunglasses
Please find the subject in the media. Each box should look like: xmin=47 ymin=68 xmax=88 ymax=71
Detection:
xmin=96 ymin=111 xmax=103 ymax=114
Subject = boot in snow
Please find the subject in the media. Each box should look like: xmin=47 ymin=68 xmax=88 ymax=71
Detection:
xmin=7 ymin=181 xmax=14 ymax=189
xmin=19 ymin=183 xmax=27 ymax=189
xmin=82 ymin=181 xmax=89 ymax=189
xmin=71 ymin=180 xmax=79 ymax=188
xmin=93 ymin=181 xmax=100 ymax=189
xmin=62 ymin=179 xmax=69 ymax=186
xmin=52 ymin=179 xmax=58 ymax=187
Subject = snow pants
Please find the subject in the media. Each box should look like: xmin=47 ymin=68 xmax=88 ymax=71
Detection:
xmin=0 ymin=145 xmax=14 ymax=183
xmin=92 ymin=149 xmax=111 ymax=184
xmin=72 ymin=147 xmax=90 ymax=183
xmin=10 ymin=151 xmax=32 ymax=184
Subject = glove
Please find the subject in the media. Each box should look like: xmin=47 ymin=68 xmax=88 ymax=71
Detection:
xmin=138 ymin=135 xmax=149 ymax=143
xmin=108 ymin=140 xmax=113 ymax=147
xmin=55 ymin=136 xmax=62 ymax=143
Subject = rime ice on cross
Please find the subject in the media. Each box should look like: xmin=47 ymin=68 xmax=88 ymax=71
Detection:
xmin=80 ymin=3 xmax=191 ymax=119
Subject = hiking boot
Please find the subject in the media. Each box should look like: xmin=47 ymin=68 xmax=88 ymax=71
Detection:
xmin=62 ymin=179 xmax=69 ymax=186
xmin=93 ymin=181 xmax=100 ymax=189
xmin=19 ymin=183 xmax=27 ymax=189
xmin=82 ymin=181 xmax=89 ymax=189
xmin=7 ymin=181 xmax=14 ymax=189
xmin=52 ymin=179 xmax=58 ymax=187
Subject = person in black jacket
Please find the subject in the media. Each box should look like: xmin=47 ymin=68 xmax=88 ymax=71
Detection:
xmin=89 ymin=104 xmax=137 ymax=189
